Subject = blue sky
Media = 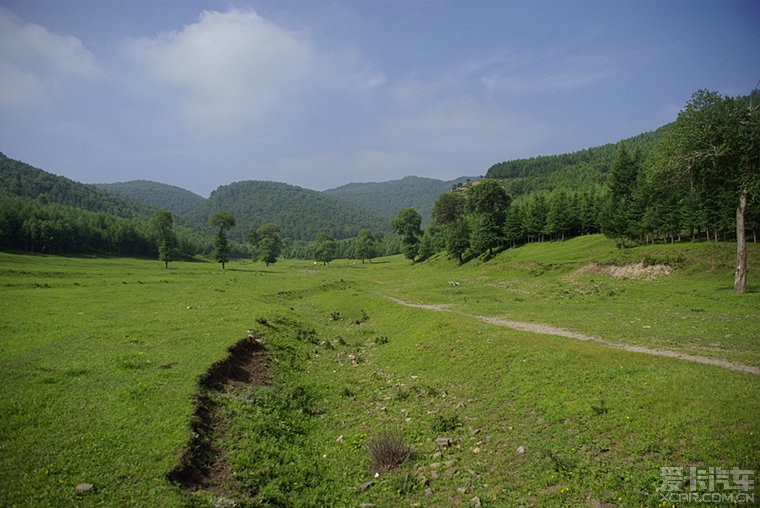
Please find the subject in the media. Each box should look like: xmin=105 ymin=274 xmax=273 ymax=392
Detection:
xmin=1 ymin=1 xmax=758 ymax=196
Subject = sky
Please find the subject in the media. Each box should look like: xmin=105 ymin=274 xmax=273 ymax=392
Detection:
xmin=1 ymin=1 xmax=758 ymax=197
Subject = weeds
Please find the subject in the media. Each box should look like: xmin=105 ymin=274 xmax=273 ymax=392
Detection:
xmin=355 ymin=310 xmax=370 ymax=324
xmin=367 ymin=427 xmax=413 ymax=472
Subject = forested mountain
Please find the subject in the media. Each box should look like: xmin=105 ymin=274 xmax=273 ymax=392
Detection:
xmin=486 ymin=126 xmax=669 ymax=198
xmin=325 ymin=175 xmax=473 ymax=224
xmin=0 ymin=153 xmax=210 ymax=257
xmin=95 ymin=180 xmax=206 ymax=219
xmin=197 ymin=180 xmax=390 ymax=242
xmin=0 ymin=152 xmax=152 ymax=218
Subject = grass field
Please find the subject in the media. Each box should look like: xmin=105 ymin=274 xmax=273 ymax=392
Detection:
xmin=1 ymin=235 xmax=758 ymax=506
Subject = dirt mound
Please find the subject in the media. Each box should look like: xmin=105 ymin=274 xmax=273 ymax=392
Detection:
xmin=577 ymin=262 xmax=672 ymax=280
xmin=168 ymin=334 xmax=270 ymax=492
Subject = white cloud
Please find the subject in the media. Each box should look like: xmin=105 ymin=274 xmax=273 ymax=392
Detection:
xmin=121 ymin=8 xmax=384 ymax=138
xmin=380 ymin=75 xmax=547 ymax=157
xmin=122 ymin=9 xmax=314 ymax=126
xmin=0 ymin=8 xmax=100 ymax=108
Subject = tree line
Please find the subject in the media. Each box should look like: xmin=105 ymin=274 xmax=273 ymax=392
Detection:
xmin=0 ymin=197 xmax=210 ymax=258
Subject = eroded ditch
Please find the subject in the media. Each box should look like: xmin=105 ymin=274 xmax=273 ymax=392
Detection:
xmin=168 ymin=334 xmax=271 ymax=493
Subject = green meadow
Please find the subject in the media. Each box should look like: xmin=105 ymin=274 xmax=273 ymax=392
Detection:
xmin=1 ymin=235 xmax=758 ymax=507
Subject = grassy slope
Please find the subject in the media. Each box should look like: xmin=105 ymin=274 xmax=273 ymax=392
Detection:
xmin=0 ymin=236 xmax=758 ymax=506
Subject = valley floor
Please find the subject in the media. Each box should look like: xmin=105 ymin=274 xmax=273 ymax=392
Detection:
xmin=0 ymin=235 xmax=758 ymax=506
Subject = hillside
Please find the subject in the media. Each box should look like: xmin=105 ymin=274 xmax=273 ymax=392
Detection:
xmin=325 ymin=175 xmax=473 ymax=224
xmin=197 ymin=180 xmax=390 ymax=242
xmin=95 ymin=180 xmax=206 ymax=219
xmin=486 ymin=126 xmax=669 ymax=197
xmin=0 ymin=152 xmax=152 ymax=218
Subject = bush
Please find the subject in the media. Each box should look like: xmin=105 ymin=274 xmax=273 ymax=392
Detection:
xmin=367 ymin=427 xmax=413 ymax=472
xmin=431 ymin=413 xmax=462 ymax=433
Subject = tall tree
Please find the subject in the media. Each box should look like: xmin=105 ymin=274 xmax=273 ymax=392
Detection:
xmin=391 ymin=208 xmax=423 ymax=262
xmin=601 ymin=144 xmax=642 ymax=245
xmin=659 ymin=89 xmax=760 ymax=294
xmin=210 ymin=211 xmax=235 ymax=270
xmin=149 ymin=210 xmax=176 ymax=269
xmin=432 ymin=191 xmax=469 ymax=261
xmin=466 ymin=180 xmax=510 ymax=256
xmin=248 ymin=223 xmax=282 ymax=266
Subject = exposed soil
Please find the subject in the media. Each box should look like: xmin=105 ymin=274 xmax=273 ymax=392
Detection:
xmin=167 ymin=334 xmax=271 ymax=493
xmin=574 ymin=262 xmax=672 ymax=280
xmin=389 ymin=297 xmax=760 ymax=376
xmin=385 ymin=296 xmax=450 ymax=312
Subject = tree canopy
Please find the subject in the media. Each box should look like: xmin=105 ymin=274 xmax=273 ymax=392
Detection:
xmin=248 ymin=223 xmax=282 ymax=266
xmin=391 ymin=208 xmax=423 ymax=262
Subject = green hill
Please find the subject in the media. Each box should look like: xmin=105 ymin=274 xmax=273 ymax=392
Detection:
xmin=95 ymin=180 xmax=206 ymax=219
xmin=485 ymin=126 xmax=669 ymax=197
xmin=0 ymin=152 xmax=152 ymax=218
xmin=198 ymin=180 xmax=390 ymax=242
xmin=325 ymin=175 xmax=474 ymax=224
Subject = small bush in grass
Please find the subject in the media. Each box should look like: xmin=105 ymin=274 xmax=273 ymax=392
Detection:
xmin=431 ymin=413 xmax=462 ymax=433
xmin=367 ymin=427 xmax=413 ymax=472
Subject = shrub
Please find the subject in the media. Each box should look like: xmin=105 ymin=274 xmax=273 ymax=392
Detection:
xmin=367 ymin=427 xmax=413 ymax=472
xmin=431 ymin=413 xmax=462 ymax=433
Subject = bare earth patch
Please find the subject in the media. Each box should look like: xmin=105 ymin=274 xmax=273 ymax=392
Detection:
xmin=389 ymin=297 xmax=759 ymax=376
xmin=574 ymin=262 xmax=672 ymax=280
xmin=385 ymin=296 xmax=451 ymax=311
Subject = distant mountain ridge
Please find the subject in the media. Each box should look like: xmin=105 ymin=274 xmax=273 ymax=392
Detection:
xmin=0 ymin=152 xmax=153 ymax=218
xmin=95 ymin=180 xmax=206 ymax=219
xmin=194 ymin=180 xmax=391 ymax=242
xmin=325 ymin=175 xmax=475 ymax=224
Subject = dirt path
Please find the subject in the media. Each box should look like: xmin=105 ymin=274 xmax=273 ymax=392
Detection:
xmin=387 ymin=296 xmax=760 ymax=376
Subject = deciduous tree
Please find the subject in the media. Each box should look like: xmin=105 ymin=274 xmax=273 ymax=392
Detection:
xmin=466 ymin=180 xmax=510 ymax=256
xmin=248 ymin=223 xmax=282 ymax=266
xmin=391 ymin=208 xmax=422 ymax=262
xmin=354 ymin=229 xmax=377 ymax=263
xmin=313 ymin=232 xmax=337 ymax=265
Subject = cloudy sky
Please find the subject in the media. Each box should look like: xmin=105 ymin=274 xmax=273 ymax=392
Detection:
xmin=1 ymin=1 xmax=758 ymax=196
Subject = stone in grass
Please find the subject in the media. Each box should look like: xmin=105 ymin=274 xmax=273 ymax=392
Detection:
xmin=75 ymin=483 xmax=94 ymax=494
xmin=470 ymin=496 xmax=482 ymax=507
xmin=435 ymin=437 xmax=452 ymax=448
xmin=516 ymin=445 xmax=526 ymax=454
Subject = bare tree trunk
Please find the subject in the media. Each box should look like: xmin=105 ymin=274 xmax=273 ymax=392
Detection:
xmin=734 ymin=189 xmax=748 ymax=294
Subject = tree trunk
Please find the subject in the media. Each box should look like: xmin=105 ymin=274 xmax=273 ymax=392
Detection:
xmin=734 ymin=190 xmax=748 ymax=294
